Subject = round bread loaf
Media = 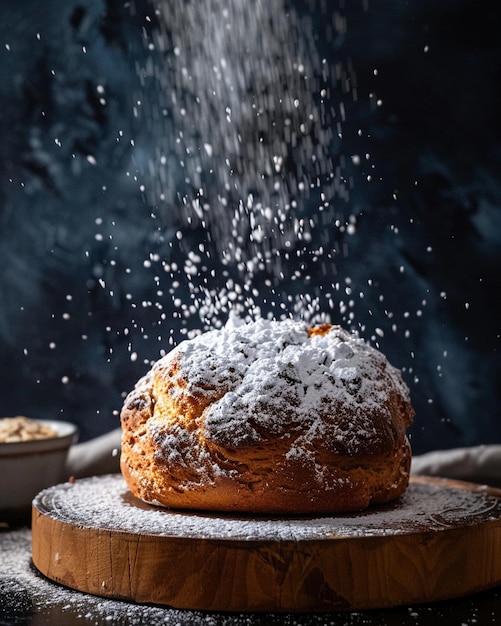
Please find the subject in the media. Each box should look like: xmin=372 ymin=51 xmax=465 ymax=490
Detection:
xmin=120 ymin=318 xmax=414 ymax=514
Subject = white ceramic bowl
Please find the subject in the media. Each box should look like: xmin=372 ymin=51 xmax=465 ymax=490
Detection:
xmin=0 ymin=419 xmax=78 ymax=520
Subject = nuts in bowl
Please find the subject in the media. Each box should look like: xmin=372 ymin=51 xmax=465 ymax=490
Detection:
xmin=0 ymin=416 xmax=78 ymax=522
xmin=0 ymin=416 xmax=59 ymax=442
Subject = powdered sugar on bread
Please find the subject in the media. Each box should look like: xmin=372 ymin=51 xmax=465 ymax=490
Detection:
xmin=120 ymin=317 xmax=414 ymax=513
xmin=155 ymin=316 xmax=409 ymax=454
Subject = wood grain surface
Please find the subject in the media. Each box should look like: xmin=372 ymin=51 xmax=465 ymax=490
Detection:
xmin=31 ymin=474 xmax=501 ymax=612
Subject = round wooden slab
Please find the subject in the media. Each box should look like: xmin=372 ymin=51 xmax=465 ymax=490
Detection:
xmin=31 ymin=474 xmax=501 ymax=612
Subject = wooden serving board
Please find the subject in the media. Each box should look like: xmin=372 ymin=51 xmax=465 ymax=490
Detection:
xmin=31 ymin=474 xmax=501 ymax=612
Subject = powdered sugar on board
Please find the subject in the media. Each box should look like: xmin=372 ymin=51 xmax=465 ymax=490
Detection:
xmin=33 ymin=474 xmax=501 ymax=541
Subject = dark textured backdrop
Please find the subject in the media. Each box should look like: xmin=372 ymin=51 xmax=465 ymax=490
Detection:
xmin=0 ymin=0 xmax=499 ymax=452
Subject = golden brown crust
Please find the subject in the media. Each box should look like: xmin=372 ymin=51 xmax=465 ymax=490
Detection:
xmin=120 ymin=320 xmax=414 ymax=514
